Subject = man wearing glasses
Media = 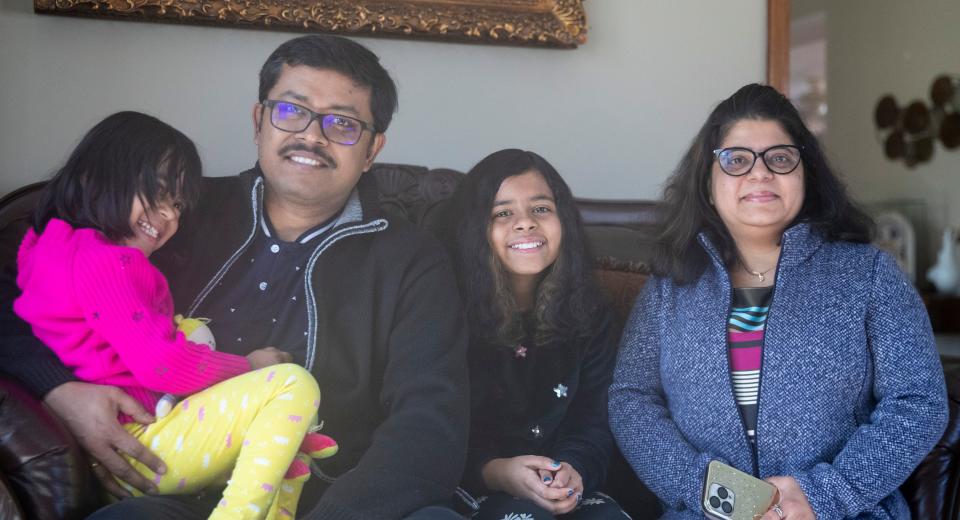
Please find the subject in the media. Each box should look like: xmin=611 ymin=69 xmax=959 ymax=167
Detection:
xmin=6 ymin=35 xmax=469 ymax=519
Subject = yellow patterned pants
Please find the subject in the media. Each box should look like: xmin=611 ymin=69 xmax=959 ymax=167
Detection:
xmin=120 ymin=363 xmax=320 ymax=519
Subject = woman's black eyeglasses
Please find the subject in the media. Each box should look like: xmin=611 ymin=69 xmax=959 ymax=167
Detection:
xmin=713 ymin=145 xmax=803 ymax=176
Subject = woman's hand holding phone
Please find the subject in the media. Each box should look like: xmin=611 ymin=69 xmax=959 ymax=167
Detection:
xmin=760 ymin=476 xmax=814 ymax=520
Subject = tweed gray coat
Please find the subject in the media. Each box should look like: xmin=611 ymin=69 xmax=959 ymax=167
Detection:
xmin=609 ymin=224 xmax=948 ymax=519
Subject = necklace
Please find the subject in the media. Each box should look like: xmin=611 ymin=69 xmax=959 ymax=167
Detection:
xmin=741 ymin=261 xmax=775 ymax=283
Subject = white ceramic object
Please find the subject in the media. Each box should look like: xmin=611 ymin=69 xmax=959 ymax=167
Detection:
xmin=927 ymin=228 xmax=960 ymax=295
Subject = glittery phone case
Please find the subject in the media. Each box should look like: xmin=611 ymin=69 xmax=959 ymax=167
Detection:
xmin=702 ymin=460 xmax=779 ymax=520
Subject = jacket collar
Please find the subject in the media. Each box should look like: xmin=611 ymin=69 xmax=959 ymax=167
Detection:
xmin=697 ymin=222 xmax=824 ymax=274
xmin=240 ymin=163 xmax=385 ymax=229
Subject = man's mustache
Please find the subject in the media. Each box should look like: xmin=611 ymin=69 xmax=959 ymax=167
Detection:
xmin=278 ymin=144 xmax=337 ymax=169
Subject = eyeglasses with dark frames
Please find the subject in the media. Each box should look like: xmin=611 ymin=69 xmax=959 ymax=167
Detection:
xmin=261 ymin=99 xmax=375 ymax=146
xmin=712 ymin=145 xmax=803 ymax=176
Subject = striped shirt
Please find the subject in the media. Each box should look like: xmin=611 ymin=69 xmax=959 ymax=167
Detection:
xmin=727 ymin=286 xmax=773 ymax=446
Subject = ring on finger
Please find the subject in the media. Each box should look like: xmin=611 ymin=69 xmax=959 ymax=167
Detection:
xmin=772 ymin=503 xmax=785 ymax=519
xmin=89 ymin=461 xmax=100 ymax=469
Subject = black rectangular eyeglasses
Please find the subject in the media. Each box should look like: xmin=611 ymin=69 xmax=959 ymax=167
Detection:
xmin=261 ymin=99 xmax=375 ymax=146
xmin=713 ymin=145 xmax=803 ymax=176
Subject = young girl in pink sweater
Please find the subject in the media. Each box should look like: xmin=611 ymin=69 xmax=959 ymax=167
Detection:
xmin=14 ymin=111 xmax=335 ymax=519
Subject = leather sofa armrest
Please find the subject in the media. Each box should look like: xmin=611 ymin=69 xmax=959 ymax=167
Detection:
xmin=902 ymin=366 xmax=960 ymax=519
xmin=0 ymin=377 xmax=103 ymax=519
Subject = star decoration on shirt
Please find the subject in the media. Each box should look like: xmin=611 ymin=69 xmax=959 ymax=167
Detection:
xmin=553 ymin=384 xmax=568 ymax=398
xmin=514 ymin=345 xmax=527 ymax=358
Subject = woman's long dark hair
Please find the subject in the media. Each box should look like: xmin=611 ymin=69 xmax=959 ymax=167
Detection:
xmin=33 ymin=111 xmax=202 ymax=242
xmin=441 ymin=149 xmax=605 ymax=350
xmin=653 ymin=83 xmax=874 ymax=284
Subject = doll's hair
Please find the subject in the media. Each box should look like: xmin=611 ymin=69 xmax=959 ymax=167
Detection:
xmin=33 ymin=111 xmax=202 ymax=243
xmin=441 ymin=149 xmax=606 ymax=349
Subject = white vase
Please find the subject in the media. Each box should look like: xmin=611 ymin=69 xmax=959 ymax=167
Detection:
xmin=927 ymin=228 xmax=960 ymax=294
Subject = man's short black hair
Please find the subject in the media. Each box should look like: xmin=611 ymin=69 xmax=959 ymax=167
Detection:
xmin=259 ymin=34 xmax=398 ymax=134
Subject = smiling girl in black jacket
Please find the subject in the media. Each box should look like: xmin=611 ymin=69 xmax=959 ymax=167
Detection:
xmin=442 ymin=149 xmax=627 ymax=519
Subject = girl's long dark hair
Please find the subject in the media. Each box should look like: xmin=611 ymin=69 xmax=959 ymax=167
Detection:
xmin=441 ymin=149 xmax=605 ymax=349
xmin=33 ymin=111 xmax=202 ymax=242
xmin=652 ymin=83 xmax=874 ymax=284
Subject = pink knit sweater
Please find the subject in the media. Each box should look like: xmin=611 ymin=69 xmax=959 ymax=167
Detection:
xmin=14 ymin=219 xmax=250 ymax=422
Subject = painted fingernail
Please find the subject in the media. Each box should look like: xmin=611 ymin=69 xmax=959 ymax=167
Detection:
xmin=543 ymin=476 xmax=552 ymax=483
xmin=567 ymin=489 xmax=574 ymax=497
xmin=552 ymin=460 xmax=561 ymax=467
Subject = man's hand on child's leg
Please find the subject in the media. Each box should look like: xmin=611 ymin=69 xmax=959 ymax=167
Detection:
xmin=45 ymin=381 xmax=166 ymax=497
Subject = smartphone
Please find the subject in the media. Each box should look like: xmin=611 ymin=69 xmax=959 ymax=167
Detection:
xmin=702 ymin=460 xmax=779 ymax=520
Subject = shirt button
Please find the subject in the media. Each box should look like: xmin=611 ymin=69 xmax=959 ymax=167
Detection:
xmin=259 ymin=282 xmax=268 ymax=291
xmin=270 ymin=244 xmax=280 ymax=253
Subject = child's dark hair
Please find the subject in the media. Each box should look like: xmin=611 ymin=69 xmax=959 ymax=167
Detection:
xmin=441 ymin=149 xmax=606 ymax=349
xmin=33 ymin=111 xmax=202 ymax=242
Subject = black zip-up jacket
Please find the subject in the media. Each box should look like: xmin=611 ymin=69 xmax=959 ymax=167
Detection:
xmin=0 ymin=166 xmax=470 ymax=520
xmin=462 ymin=311 xmax=617 ymax=497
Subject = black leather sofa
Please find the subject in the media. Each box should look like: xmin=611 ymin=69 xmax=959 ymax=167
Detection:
xmin=0 ymin=164 xmax=956 ymax=519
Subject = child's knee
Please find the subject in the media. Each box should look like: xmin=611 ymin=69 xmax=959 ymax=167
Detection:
xmin=274 ymin=363 xmax=320 ymax=403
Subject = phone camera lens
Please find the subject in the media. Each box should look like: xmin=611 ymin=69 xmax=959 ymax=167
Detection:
xmin=709 ymin=496 xmax=721 ymax=508
xmin=717 ymin=486 xmax=728 ymax=499
xmin=721 ymin=501 xmax=733 ymax=514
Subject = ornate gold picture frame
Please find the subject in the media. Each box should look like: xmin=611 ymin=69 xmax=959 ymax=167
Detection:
xmin=34 ymin=0 xmax=588 ymax=48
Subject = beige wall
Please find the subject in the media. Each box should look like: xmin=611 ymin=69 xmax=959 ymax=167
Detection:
xmin=0 ymin=1 xmax=766 ymax=200
xmin=807 ymin=0 xmax=960 ymax=264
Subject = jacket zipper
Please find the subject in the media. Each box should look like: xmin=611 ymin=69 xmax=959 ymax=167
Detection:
xmin=722 ymin=279 xmax=755 ymax=474
xmin=302 ymin=218 xmax=387 ymax=372
xmin=747 ymin=250 xmax=783 ymax=478
xmin=184 ymin=176 xmax=388 ymax=372
xmin=724 ymin=251 xmax=782 ymax=479
xmin=186 ymin=177 xmax=265 ymax=317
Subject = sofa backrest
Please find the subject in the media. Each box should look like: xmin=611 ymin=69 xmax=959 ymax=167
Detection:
xmin=370 ymin=163 xmax=659 ymax=262
xmin=0 ymin=164 xmax=656 ymax=323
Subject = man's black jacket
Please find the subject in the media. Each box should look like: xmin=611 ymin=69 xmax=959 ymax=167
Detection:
xmin=0 ymin=167 xmax=470 ymax=520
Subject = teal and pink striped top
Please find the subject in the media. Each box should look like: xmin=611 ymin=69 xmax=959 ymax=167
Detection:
xmin=727 ymin=286 xmax=773 ymax=448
